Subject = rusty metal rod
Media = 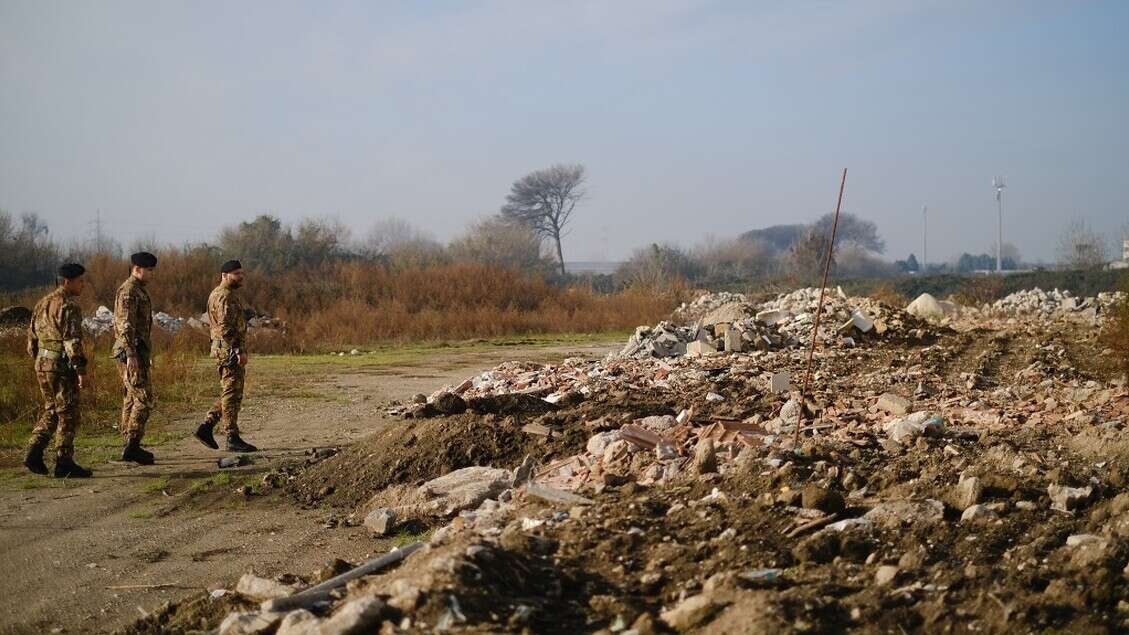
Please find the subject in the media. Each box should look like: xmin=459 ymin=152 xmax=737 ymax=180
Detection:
xmin=794 ymin=168 xmax=848 ymax=445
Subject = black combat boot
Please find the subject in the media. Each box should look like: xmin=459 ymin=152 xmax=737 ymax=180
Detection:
xmin=225 ymin=433 xmax=258 ymax=453
xmin=121 ymin=439 xmax=155 ymax=465
xmin=54 ymin=457 xmax=93 ymax=479
xmin=194 ymin=420 xmax=219 ymax=449
xmin=23 ymin=443 xmax=48 ymax=475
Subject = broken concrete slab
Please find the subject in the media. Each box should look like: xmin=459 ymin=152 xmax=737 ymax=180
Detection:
xmin=960 ymin=504 xmax=998 ymax=524
xmin=769 ymin=371 xmax=791 ymax=394
xmin=525 ymin=482 xmax=595 ymax=506
xmin=686 ymin=340 xmax=717 ymax=357
xmin=863 ymin=499 xmax=945 ymax=529
xmin=235 ymin=574 xmax=299 ymax=601
xmin=363 ymin=508 xmax=396 ymax=537
xmin=430 ymin=392 xmax=467 ymax=415
xmin=1048 ymin=484 xmax=1094 ymax=513
xmin=419 ymin=466 xmax=512 ymax=517
xmin=218 ymin=611 xmax=285 ymax=635
xmin=723 ymin=328 xmax=743 ymax=352
xmin=877 ymin=393 xmax=912 ymax=416
xmin=693 ymin=438 xmax=717 ymax=475
xmin=950 ymin=476 xmax=983 ymax=510
xmin=660 ymin=594 xmax=722 ymax=631
xmin=905 ymin=293 xmax=947 ymax=321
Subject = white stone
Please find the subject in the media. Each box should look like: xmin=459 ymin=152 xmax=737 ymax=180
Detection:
xmin=275 ymin=610 xmax=321 ymax=635
xmin=234 ymin=574 xmax=298 ymax=601
xmin=769 ymin=372 xmax=791 ymax=394
xmin=875 ymin=565 xmax=899 ymax=587
xmin=905 ymin=293 xmax=947 ymax=321
xmin=960 ymin=504 xmax=997 ymax=524
xmin=218 ymin=611 xmax=285 ymax=635
xmin=364 ymin=508 xmax=396 ymax=536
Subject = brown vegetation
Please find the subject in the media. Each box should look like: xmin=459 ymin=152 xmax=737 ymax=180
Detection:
xmin=1101 ymin=278 xmax=1129 ymax=381
xmin=0 ymin=329 xmax=212 ymax=435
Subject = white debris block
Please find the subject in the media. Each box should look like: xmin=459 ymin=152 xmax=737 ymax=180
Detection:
xmin=769 ymin=371 xmax=791 ymax=394
xmin=686 ymin=340 xmax=717 ymax=357
xmin=905 ymin=293 xmax=947 ymax=321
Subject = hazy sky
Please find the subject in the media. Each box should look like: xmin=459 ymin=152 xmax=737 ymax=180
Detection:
xmin=2 ymin=0 xmax=1127 ymax=264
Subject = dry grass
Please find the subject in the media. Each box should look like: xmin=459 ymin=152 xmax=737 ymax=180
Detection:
xmin=867 ymin=282 xmax=908 ymax=308
xmin=5 ymin=260 xmax=678 ymax=354
xmin=1101 ymin=279 xmax=1129 ymax=382
xmin=950 ymin=276 xmax=1008 ymax=307
xmin=0 ymin=329 xmax=214 ymax=439
xmin=1 ymin=262 xmax=678 ymax=437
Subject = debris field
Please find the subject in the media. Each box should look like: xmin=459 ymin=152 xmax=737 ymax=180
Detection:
xmin=123 ymin=287 xmax=1129 ymax=634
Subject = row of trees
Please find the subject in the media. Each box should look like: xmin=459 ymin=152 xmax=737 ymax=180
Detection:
xmin=3 ymin=158 xmax=1122 ymax=294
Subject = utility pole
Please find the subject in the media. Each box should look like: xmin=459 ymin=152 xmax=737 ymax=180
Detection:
xmin=921 ymin=205 xmax=927 ymax=273
xmin=95 ymin=209 xmax=104 ymax=252
xmin=992 ymin=177 xmax=1006 ymax=273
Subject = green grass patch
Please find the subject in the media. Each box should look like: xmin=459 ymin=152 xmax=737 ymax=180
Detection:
xmin=140 ymin=476 xmax=170 ymax=494
xmin=187 ymin=471 xmax=233 ymax=495
xmin=128 ymin=509 xmax=154 ymax=520
xmin=391 ymin=527 xmax=434 ymax=547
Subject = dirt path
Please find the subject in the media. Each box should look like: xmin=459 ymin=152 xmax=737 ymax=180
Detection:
xmin=0 ymin=340 xmax=617 ymax=635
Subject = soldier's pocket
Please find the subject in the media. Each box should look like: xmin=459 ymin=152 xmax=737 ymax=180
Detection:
xmin=126 ymin=362 xmax=147 ymax=387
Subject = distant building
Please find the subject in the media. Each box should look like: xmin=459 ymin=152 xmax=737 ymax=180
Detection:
xmin=1107 ymin=239 xmax=1129 ymax=270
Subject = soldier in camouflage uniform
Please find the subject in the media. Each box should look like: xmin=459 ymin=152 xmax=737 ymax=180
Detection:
xmin=113 ymin=252 xmax=158 ymax=465
xmin=25 ymin=263 xmax=93 ymax=478
xmin=194 ymin=260 xmax=258 ymax=452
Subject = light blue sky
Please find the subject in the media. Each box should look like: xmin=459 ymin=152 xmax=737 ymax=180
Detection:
xmin=2 ymin=1 xmax=1127 ymax=264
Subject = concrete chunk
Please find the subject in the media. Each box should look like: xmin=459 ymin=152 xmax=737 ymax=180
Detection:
xmin=235 ymin=574 xmax=298 ymax=601
xmin=364 ymin=508 xmax=397 ymax=537
xmin=526 ymin=482 xmax=595 ymax=506
xmin=686 ymin=339 xmax=716 ymax=357
xmin=877 ymin=393 xmax=912 ymax=416
xmin=769 ymin=371 xmax=791 ymax=394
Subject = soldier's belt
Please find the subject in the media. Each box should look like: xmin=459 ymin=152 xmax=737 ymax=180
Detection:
xmin=38 ymin=349 xmax=65 ymax=360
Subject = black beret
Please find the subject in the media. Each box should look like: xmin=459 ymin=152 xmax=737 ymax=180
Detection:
xmin=131 ymin=251 xmax=157 ymax=267
xmin=58 ymin=263 xmax=85 ymax=279
xmin=221 ymin=259 xmax=242 ymax=273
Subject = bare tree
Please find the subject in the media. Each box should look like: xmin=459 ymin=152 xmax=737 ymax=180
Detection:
xmin=362 ymin=218 xmax=428 ymax=256
xmin=1055 ymin=218 xmax=1109 ymax=270
xmin=450 ymin=215 xmax=551 ymax=272
xmin=500 ymin=164 xmax=585 ymax=276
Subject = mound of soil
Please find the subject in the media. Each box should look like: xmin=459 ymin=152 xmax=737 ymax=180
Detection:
xmin=289 ymin=387 xmax=682 ymax=511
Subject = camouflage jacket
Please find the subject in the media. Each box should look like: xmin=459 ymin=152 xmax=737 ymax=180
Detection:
xmin=112 ymin=275 xmax=152 ymax=359
xmin=207 ymin=283 xmax=247 ymax=355
xmin=27 ymin=287 xmax=87 ymax=373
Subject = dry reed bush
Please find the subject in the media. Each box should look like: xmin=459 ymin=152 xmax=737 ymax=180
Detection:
xmin=868 ymin=283 xmax=908 ymax=308
xmin=951 ymin=276 xmax=1007 ymax=307
xmin=278 ymin=282 xmax=674 ymax=351
xmin=1101 ymin=279 xmax=1129 ymax=382
xmin=0 ymin=328 xmax=212 ymax=432
xmin=3 ymin=260 xmax=677 ymax=355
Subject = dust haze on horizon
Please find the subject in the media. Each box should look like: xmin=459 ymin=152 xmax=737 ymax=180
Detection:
xmin=1 ymin=1 xmax=1127 ymax=266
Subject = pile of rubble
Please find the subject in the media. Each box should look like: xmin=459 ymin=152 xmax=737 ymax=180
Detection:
xmin=81 ymin=305 xmax=285 ymax=336
xmin=616 ymin=289 xmax=925 ymax=360
xmin=138 ymin=281 xmax=1129 ymax=633
xmin=671 ymin=290 xmax=751 ymax=322
xmin=987 ymin=287 xmax=1125 ymax=319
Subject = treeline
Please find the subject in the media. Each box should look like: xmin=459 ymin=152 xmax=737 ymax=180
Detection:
xmin=619 ymin=213 xmax=896 ymax=288
xmin=0 ymin=210 xmax=675 ymax=350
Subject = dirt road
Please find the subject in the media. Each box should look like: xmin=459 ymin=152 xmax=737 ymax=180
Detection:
xmin=0 ymin=340 xmax=617 ymax=635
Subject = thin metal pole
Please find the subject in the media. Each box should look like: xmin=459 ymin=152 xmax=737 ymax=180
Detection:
xmin=794 ymin=168 xmax=848 ymax=445
xmin=922 ymin=205 xmax=927 ymax=273
xmin=996 ymin=189 xmax=1002 ymax=272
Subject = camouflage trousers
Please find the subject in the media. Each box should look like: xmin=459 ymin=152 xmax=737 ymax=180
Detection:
xmin=204 ymin=364 xmax=245 ymax=434
xmin=29 ymin=371 xmax=80 ymax=460
xmin=117 ymin=356 xmax=153 ymax=442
